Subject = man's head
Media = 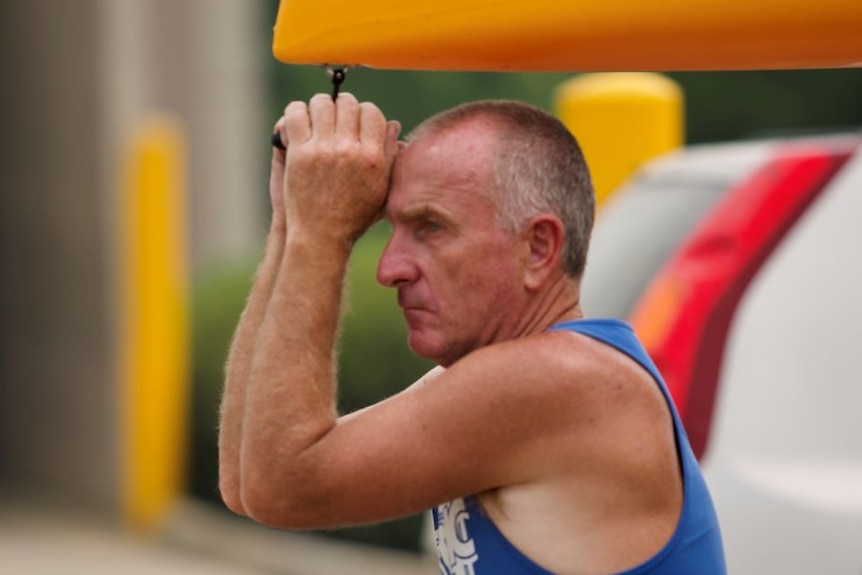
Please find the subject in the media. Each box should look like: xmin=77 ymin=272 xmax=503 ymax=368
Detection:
xmin=378 ymin=101 xmax=595 ymax=366
xmin=408 ymin=100 xmax=595 ymax=279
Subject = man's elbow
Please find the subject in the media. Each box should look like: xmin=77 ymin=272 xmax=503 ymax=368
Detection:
xmin=218 ymin=476 xmax=299 ymax=527
xmin=237 ymin=473 xmax=330 ymax=530
xmin=219 ymin=475 xmax=247 ymax=517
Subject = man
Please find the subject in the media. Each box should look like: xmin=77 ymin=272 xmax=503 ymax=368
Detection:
xmin=219 ymin=93 xmax=726 ymax=575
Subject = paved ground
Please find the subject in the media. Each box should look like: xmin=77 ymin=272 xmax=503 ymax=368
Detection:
xmin=0 ymin=499 xmax=265 ymax=575
xmin=0 ymin=495 xmax=434 ymax=575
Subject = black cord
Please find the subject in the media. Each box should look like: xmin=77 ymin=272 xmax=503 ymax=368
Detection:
xmin=329 ymin=68 xmax=347 ymax=101
xmin=272 ymin=67 xmax=348 ymax=150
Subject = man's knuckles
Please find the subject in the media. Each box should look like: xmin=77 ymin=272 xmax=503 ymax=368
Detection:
xmin=289 ymin=139 xmax=386 ymax=172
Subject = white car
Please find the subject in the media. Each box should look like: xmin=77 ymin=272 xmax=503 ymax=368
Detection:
xmin=581 ymin=132 xmax=862 ymax=574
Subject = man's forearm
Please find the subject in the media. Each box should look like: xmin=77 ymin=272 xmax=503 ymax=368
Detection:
xmin=238 ymin=229 xmax=351 ymax=521
xmin=224 ymin=93 xmax=396 ymax=525
xmin=218 ymin=218 xmax=286 ymax=514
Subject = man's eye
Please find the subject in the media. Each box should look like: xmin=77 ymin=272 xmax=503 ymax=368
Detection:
xmin=414 ymin=220 xmax=442 ymax=239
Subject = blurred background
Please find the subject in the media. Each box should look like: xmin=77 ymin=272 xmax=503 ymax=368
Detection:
xmin=1 ymin=0 xmax=861 ymax=573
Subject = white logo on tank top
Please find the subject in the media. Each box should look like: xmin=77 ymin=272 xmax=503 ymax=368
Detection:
xmin=435 ymin=499 xmax=480 ymax=575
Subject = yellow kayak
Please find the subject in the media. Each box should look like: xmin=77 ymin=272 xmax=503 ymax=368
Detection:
xmin=273 ymin=0 xmax=862 ymax=71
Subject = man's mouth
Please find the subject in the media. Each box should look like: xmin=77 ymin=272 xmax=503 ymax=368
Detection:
xmin=397 ymin=291 xmax=419 ymax=311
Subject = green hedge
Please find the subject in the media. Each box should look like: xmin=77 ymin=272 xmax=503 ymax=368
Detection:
xmin=190 ymin=223 xmax=433 ymax=552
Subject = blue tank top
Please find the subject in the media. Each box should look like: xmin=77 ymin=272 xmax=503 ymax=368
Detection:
xmin=432 ymin=318 xmax=726 ymax=575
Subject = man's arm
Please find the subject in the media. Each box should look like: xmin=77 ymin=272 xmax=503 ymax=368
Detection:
xmin=221 ymin=94 xmax=596 ymax=529
xmin=218 ymin=118 xmax=290 ymax=515
xmin=228 ymin=93 xmax=400 ymax=522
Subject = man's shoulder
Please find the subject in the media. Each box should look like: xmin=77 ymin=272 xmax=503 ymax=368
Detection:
xmin=447 ymin=327 xmax=672 ymax=454
xmin=455 ymin=327 xmax=649 ymax=396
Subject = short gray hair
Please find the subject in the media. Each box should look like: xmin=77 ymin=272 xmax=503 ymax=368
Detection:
xmin=408 ymin=101 xmax=595 ymax=278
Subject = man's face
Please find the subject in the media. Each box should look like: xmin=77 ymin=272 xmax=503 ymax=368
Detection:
xmin=377 ymin=122 xmax=527 ymax=366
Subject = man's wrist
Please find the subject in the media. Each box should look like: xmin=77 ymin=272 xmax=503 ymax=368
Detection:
xmin=285 ymin=225 xmax=354 ymax=261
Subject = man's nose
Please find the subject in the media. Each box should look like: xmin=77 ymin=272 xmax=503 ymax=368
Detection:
xmin=376 ymin=233 xmax=418 ymax=288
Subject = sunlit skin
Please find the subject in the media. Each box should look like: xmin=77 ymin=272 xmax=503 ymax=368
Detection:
xmin=379 ymin=119 xmax=582 ymax=366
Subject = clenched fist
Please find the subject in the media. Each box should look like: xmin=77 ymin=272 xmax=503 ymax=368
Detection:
xmin=271 ymin=93 xmax=401 ymax=244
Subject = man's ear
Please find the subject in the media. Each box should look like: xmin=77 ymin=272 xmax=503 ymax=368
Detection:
xmin=522 ymin=215 xmax=565 ymax=291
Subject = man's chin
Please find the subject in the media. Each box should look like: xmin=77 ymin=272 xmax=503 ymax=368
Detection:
xmin=407 ymin=331 xmax=446 ymax=364
xmin=407 ymin=331 xmax=466 ymax=367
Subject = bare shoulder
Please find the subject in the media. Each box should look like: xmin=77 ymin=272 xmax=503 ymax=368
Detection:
xmin=455 ymin=328 xmax=667 ymax=416
xmin=449 ymin=329 xmax=676 ymax=478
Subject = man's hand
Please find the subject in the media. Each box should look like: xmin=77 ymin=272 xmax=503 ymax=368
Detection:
xmin=278 ymin=93 xmax=400 ymax=244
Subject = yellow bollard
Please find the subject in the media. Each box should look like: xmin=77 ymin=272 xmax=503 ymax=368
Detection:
xmin=119 ymin=117 xmax=190 ymax=530
xmin=554 ymin=73 xmax=684 ymax=208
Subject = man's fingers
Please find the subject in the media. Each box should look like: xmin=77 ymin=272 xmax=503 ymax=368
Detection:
xmin=359 ymin=102 xmax=387 ymax=146
xmin=272 ymin=117 xmax=288 ymax=159
xmin=284 ymin=101 xmax=311 ymax=146
xmin=384 ymin=120 xmax=402 ymax=169
xmin=308 ymin=93 xmax=336 ymax=138
xmin=334 ymin=93 xmax=361 ymax=138
xmin=387 ymin=120 xmax=402 ymax=142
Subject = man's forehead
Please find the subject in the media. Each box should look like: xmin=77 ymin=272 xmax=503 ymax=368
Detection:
xmin=392 ymin=149 xmax=488 ymax=196
xmin=386 ymin=129 xmax=497 ymax=219
xmin=396 ymin=123 xmax=494 ymax=182
xmin=407 ymin=117 xmax=497 ymax=153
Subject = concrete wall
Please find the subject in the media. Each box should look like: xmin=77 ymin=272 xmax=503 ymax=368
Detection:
xmin=0 ymin=0 xmax=112 ymax=506
xmin=0 ymin=0 xmax=264 ymax=510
